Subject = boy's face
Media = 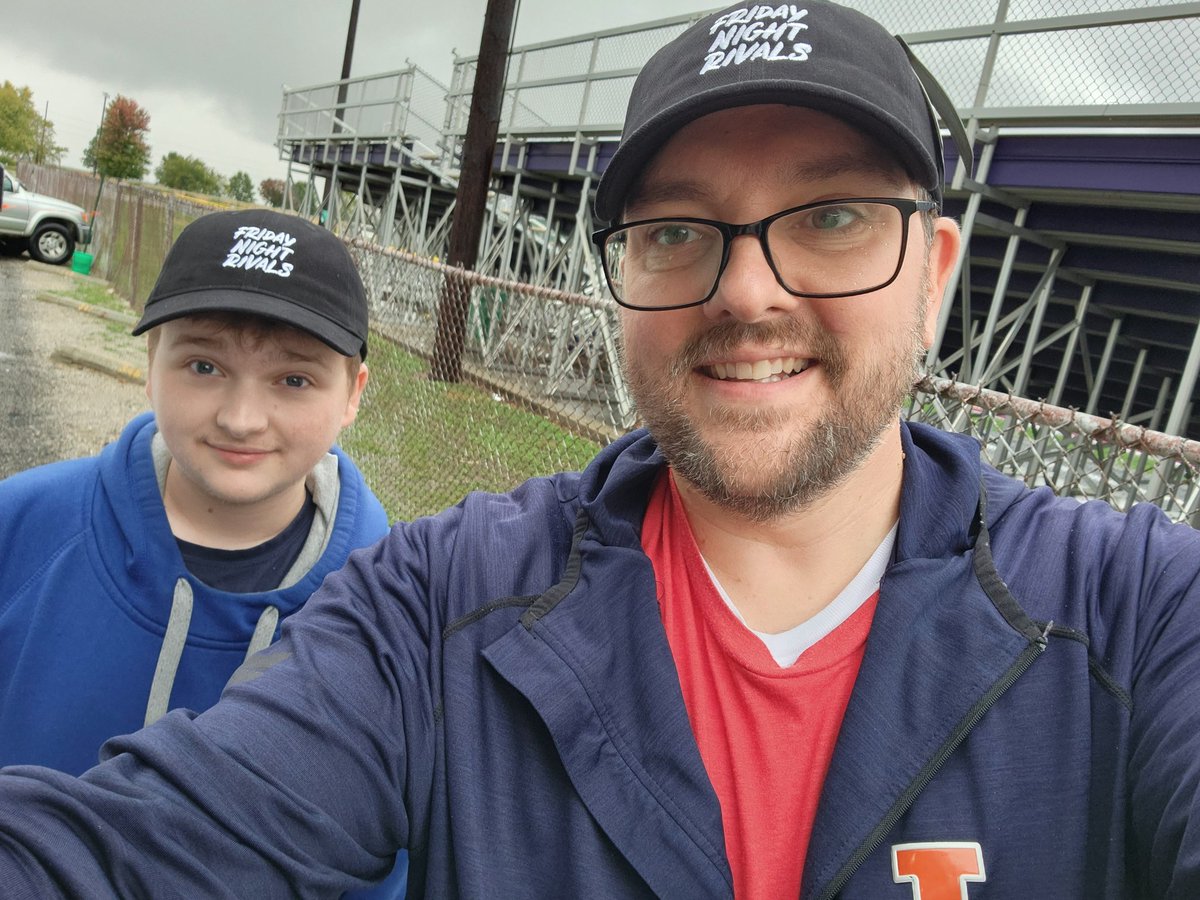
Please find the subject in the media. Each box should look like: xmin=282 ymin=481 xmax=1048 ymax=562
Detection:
xmin=145 ymin=316 xmax=368 ymax=516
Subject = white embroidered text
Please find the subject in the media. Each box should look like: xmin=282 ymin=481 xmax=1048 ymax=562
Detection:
xmin=221 ymin=226 xmax=297 ymax=277
xmin=702 ymin=5 xmax=811 ymax=74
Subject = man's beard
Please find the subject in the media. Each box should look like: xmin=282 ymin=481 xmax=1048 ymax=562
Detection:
xmin=621 ymin=285 xmax=930 ymax=523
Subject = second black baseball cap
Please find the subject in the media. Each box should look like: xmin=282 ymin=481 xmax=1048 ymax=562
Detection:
xmin=132 ymin=209 xmax=369 ymax=358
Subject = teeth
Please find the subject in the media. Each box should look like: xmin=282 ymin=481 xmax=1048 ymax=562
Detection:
xmin=710 ymin=357 xmax=807 ymax=381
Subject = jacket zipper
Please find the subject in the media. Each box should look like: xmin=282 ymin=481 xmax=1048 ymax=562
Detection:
xmin=813 ymin=637 xmax=1046 ymax=900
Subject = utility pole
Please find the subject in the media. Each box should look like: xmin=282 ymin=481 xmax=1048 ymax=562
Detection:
xmin=92 ymin=92 xmax=109 ymax=176
xmin=324 ymin=0 xmax=362 ymax=228
xmin=431 ymin=0 xmax=520 ymax=382
xmin=336 ymin=0 xmax=362 ymax=117
xmin=90 ymin=92 xmax=110 ymax=238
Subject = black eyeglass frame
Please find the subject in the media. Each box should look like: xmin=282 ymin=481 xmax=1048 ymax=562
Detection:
xmin=591 ymin=197 xmax=940 ymax=312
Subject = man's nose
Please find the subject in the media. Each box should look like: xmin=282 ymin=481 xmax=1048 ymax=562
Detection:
xmin=703 ymin=233 xmax=800 ymax=323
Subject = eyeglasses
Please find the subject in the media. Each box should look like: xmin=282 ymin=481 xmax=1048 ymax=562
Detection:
xmin=592 ymin=197 xmax=938 ymax=312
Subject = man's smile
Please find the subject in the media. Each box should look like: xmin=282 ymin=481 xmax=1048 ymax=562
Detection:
xmin=703 ymin=357 xmax=813 ymax=383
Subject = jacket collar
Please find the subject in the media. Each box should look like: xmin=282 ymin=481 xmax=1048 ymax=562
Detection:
xmin=894 ymin=420 xmax=985 ymax=561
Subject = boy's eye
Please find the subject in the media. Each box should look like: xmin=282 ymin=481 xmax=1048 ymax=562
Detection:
xmin=189 ymin=360 xmax=218 ymax=376
xmin=283 ymin=374 xmax=311 ymax=389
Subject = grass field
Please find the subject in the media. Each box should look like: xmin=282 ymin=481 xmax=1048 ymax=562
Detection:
xmin=341 ymin=337 xmax=602 ymax=521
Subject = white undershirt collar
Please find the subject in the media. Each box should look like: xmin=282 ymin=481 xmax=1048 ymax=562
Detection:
xmin=702 ymin=522 xmax=898 ymax=668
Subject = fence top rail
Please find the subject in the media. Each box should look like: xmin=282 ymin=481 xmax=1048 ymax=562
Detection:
xmin=349 ymin=238 xmax=613 ymax=311
xmin=916 ymin=374 xmax=1200 ymax=466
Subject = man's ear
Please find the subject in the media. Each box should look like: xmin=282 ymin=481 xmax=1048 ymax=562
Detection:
xmin=341 ymin=362 xmax=369 ymax=428
xmin=922 ymin=216 xmax=962 ymax=348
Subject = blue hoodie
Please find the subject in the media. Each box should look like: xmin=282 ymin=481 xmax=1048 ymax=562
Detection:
xmin=0 ymin=411 xmax=406 ymax=898
xmin=0 ymin=422 xmax=1198 ymax=898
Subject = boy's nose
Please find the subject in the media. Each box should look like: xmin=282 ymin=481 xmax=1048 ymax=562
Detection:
xmin=215 ymin=385 xmax=269 ymax=437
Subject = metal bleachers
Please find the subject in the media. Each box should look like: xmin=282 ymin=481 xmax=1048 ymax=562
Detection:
xmin=278 ymin=1 xmax=1200 ymax=439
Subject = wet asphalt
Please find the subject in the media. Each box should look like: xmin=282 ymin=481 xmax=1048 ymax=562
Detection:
xmin=0 ymin=256 xmax=56 ymax=477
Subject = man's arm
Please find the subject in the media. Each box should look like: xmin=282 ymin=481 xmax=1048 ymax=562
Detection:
xmin=0 ymin=522 xmax=438 ymax=898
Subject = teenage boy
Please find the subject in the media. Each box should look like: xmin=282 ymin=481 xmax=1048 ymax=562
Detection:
xmin=2 ymin=3 xmax=1200 ymax=897
xmin=0 ymin=208 xmax=406 ymax=897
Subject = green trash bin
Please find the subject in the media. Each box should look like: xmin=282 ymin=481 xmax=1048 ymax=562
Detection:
xmin=71 ymin=251 xmax=95 ymax=276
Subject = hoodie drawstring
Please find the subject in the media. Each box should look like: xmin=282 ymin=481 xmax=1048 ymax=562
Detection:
xmin=145 ymin=579 xmax=194 ymax=727
xmin=245 ymin=605 xmax=279 ymax=660
xmin=145 ymin=578 xmax=279 ymax=727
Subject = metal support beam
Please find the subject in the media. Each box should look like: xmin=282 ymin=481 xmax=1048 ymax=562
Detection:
xmin=928 ymin=139 xmax=997 ymax=369
xmin=1120 ymin=348 xmax=1148 ymax=421
xmin=1014 ymin=247 xmax=1065 ymax=396
xmin=967 ymin=204 xmax=1029 ymax=383
xmin=1164 ymin=319 xmax=1200 ymax=436
xmin=1049 ymin=283 xmax=1093 ymax=406
xmin=1087 ymin=317 xmax=1123 ymax=415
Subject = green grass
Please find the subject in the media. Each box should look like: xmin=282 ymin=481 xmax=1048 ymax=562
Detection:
xmin=67 ymin=280 xmax=136 ymax=315
xmin=341 ymin=337 xmax=602 ymax=521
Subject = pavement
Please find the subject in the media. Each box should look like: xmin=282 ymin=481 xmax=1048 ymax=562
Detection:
xmin=0 ymin=255 xmax=149 ymax=477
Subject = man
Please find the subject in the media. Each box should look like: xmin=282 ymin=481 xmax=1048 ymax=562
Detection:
xmin=1 ymin=3 xmax=1199 ymax=898
xmin=0 ymin=208 xmax=406 ymax=898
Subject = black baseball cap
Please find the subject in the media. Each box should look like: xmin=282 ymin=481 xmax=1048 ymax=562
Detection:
xmin=132 ymin=209 xmax=369 ymax=358
xmin=594 ymin=0 xmax=949 ymax=222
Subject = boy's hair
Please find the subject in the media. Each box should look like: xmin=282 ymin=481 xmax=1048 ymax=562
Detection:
xmin=133 ymin=209 xmax=370 ymax=359
xmin=145 ymin=312 xmax=364 ymax=385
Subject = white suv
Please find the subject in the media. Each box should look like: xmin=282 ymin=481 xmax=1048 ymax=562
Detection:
xmin=0 ymin=170 xmax=93 ymax=265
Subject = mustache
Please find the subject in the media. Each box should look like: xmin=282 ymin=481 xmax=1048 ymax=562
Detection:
xmin=669 ymin=319 xmax=842 ymax=378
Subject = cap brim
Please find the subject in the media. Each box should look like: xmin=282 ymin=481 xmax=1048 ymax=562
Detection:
xmin=594 ymin=82 xmax=942 ymax=222
xmin=131 ymin=289 xmax=365 ymax=358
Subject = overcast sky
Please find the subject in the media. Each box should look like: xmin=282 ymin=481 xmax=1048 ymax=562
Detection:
xmin=6 ymin=1 xmax=722 ymax=190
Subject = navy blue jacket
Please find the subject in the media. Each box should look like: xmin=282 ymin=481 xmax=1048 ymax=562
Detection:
xmin=1 ymin=422 xmax=1198 ymax=898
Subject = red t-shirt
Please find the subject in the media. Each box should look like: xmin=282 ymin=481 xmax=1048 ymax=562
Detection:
xmin=642 ymin=472 xmax=879 ymax=899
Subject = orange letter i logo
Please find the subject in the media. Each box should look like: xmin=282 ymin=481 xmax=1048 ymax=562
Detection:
xmin=891 ymin=842 xmax=986 ymax=899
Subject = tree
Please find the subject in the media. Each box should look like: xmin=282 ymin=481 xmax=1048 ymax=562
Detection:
xmin=155 ymin=151 xmax=223 ymax=195
xmin=81 ymin=134 xmax=98 ymax=171
xmin=259 ymin=178 xmax=285 ymax=207
xmin=227 ymin=171 xmax=254 ymax=203
xmin=90 ymin=95 xmax=152 ymax=180
xmin=0 ymin=81 xmax=64 ymax=166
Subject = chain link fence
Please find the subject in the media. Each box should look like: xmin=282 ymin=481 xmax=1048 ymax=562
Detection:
xmin=906 ymin=376 xmax=1200 ymax=525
